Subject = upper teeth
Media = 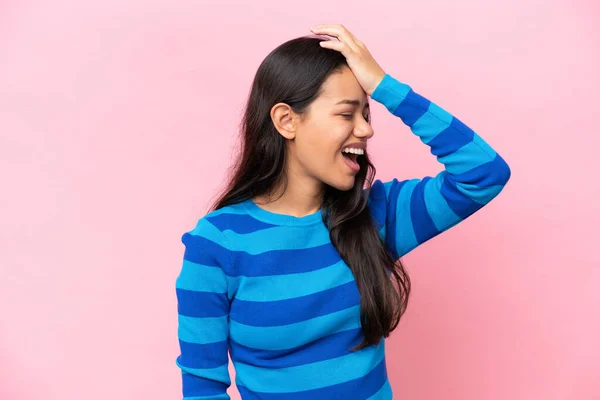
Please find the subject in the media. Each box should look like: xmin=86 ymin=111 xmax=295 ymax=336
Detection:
xmin=342 ymin=148 xmax=364 ymax=155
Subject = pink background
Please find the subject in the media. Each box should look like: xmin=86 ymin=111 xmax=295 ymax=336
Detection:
xmin=1 ymin=0 xmax=598 ymax=399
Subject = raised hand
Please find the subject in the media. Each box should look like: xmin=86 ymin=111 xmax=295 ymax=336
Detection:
xmin=310 ymin=24 xmax=386 ymax=96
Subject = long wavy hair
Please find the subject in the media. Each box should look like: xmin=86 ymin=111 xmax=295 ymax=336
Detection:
xmin=210 ymin=36 xmax=411 ymax=351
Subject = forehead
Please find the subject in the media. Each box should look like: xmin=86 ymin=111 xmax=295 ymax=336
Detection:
xmin=318 ymin=68 xmax=368 ymax=106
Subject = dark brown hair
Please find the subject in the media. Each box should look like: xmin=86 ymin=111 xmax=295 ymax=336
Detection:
xmin=210 ymin=36 xmax=411 ymax=351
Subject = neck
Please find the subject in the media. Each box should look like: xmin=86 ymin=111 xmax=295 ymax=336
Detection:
xmin=253 ymin=168 xmax=324 ymax=218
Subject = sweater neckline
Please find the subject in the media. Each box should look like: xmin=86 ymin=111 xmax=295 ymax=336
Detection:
xmin=241 ymin=198 xmax=324 ymax=226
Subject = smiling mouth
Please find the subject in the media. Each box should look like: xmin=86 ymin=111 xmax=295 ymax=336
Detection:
xmin=341 ymin=151 xmax=361 ymax=172
xmin=341 ymin=151 xmax=359 ymax=163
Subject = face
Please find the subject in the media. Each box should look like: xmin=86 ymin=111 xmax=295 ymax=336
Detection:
xmin=287 ymin=67 xmax=374 ymax=191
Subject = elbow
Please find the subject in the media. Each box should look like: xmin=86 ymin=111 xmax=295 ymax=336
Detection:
xmin=454 ymin=153 xmax=511 ymax=204
xmin=482 ymin=154 xmax=511 ymax=202
xmin=496 ymin=154 xmax=511 ymax=186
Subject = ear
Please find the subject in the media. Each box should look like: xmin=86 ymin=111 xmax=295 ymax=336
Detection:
xmin=270 ymin=102 xmax=300 ymax=140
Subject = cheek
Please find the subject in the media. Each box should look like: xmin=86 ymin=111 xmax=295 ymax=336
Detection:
xmin=294 ymin=118 xmax=351 ymax=173
xmin=299 ymin=126 xmax=342 ymax=161
xmin=306 ymin=136 xmax=344 ymax=168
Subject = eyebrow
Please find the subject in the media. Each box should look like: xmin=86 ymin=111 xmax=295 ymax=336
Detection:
xmin=335 ymin=99 xmax=369 ymax=108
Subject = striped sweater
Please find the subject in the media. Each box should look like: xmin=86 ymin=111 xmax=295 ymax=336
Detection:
xmin=175 ymin=74 xmax=511 ymax=399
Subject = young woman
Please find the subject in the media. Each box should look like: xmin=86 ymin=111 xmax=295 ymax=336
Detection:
xmin=175 ymin=24 xmax=511 ymax=400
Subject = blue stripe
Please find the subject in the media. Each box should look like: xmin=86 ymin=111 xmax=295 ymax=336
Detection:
xmin=440 ymin=173 xmax=484 ymax=219
xmin=234 ymin=340 xmax=384 ymax=393
xmin=441 ymin=154 xmax=511 ymax=214
xmin=471 ymin=132 xmax=499 ymax=158
xmin=392 ymin=90 xmax=431 ymax=127
xmin=236 ymin=357 xmax=387 ymax=399
xmin=232 ymin=243 xmax=342 ymax=277
xmin=427 ymin=117 xmax=475 ymax=157
xmin=185 ymin=217 xmax=228 ymax=246
xmin=207 ymin=213 xmax=278 ymax=234
xmin=477 ymin=184 xmax=506 ymax=204
xmin=411 ymin=102 xmax=453 ymax=143
xmin=385 ymin=179 xmax=419 ymax=258
xmin=366 ymin=379 xmax=392 ymax=400
xmin=229 ymin=328 xmax=363 ymax=368
xmin=229 ymin=259 xmax=355 ymax=302
xmin=184 ymin=234 xmax=343 ymax=277
xmin=178 ymin=315 xmax=228 ymax=344
xmin=410 ymin=177 xmax=440 ymax=245
xmin=187 ymin=221 xmax=332 ymax=254
xmin=176 ymin=261 xmax=227 ymax=293
xmin=208 ymin=203 xmax=247 ymax=216
xmin=223 ymin=224 xmax=330 ymax=253
xmin=230 ymin=306 xmax=361 ymax=350
xmin=230 ymin=280 xmax=360 ymax=326
xmin=370 ymin=74 xmax=410 ymax=113
xmin=383 ymin=179 xmax=403 ymax=259
xmin=178 ymin=339 xmax=229 ymax=369
xmin=176 ymin=288 xmax=228 ymax=318
xmin=453 ymin=153 xmax=511 ymax=189
xmin=179 ymin=364 xmax=230 ymax=398
xmin=437 ymin=140 xmax=497 ymax=175
xmin=182 ymin=233 xmax=231 ymax=273
xmin=423 ymin=173 xmax=461 ymax=232
xmin=366 ymin=180 xmax=387 ymax=233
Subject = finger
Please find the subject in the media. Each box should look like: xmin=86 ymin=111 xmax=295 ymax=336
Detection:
xmin=315 ymin=24 xmax=361 ymax=44
xmin=318 ymin=39 xmax=351 ymax=56
xmin=310 ymin=24 xmax=354 ymax=42
xmin=310 ymin=25 xmax=360 ymax=52
xmin=320 ymin=24 xmax=361 ymax=43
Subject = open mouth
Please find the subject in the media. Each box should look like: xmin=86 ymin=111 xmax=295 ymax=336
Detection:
xmin=341 ymin=151 xmax=359 ymax=163
xmin=341 ymin=149 xmax=363 ymax=172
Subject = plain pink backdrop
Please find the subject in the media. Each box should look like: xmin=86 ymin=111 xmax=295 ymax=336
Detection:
xmin=1 ymin=0 xmax=598 ymax=399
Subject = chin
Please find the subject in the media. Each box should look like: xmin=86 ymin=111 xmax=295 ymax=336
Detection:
xmin=328 ymin=176 xmax=356 ymax=191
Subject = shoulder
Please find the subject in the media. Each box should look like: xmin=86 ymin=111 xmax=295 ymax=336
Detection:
xmin=184 ymin=202 xmax=247 ymax=237
xmin=180 ymin=203 xmax=247 ymax=271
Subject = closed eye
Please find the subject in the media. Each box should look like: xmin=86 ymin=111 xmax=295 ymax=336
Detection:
xmin=341 ymin=114 xmax=371 ymax=123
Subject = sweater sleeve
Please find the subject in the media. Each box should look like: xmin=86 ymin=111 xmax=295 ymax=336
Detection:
xmin=368 ymin=73 xmax=511 ymax=260
xmin=175 ymin=217 xmax=232 ymax=400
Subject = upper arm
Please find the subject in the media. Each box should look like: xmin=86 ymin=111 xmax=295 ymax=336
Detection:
xmin=175 ymin=218 xmax=232 ymax=400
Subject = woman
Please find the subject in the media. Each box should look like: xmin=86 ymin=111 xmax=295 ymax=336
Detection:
xmin=175 ymin=24 xmax=511 ymax=400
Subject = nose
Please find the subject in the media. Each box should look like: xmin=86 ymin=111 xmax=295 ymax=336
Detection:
xmin=353 ymin=118 xmax=374 ymax=140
